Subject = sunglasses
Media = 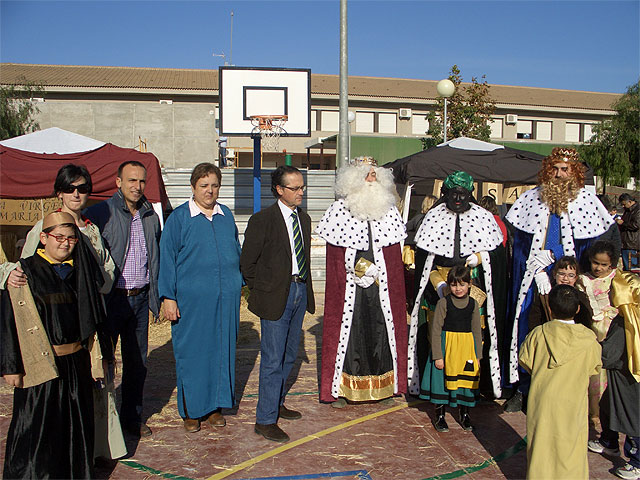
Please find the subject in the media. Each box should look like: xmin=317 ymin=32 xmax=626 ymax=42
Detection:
xmin=46 ymin=232 xmax=79 ymax=244
xmin=61 ymin=184 xmax=90 ymax=194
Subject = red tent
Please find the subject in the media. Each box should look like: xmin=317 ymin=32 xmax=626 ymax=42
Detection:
xmin=0 ymin=143 xmax=169 ymax=207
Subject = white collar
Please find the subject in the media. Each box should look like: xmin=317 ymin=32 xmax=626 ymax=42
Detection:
xmin=505 ymin=186 xmax=613 ymax=239
xmin=555 ymin=319 xmax=575 ymax=324
xmin=189 ymin=198 xmax=224 ymax=219
xmin=278 ymin=199 xmax=298 ymax=219
xmin=414 ymin=203 xmax=503 ymax=257
xmin=315 ymin=199 xmax=406 ymax=249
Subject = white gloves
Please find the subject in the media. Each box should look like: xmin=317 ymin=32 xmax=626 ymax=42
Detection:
xmin=351 ymin=261 xmax=379 ymax=289
xmin=436 ymin=281 xmax=447 ymax=299
xmin=534 ymin=271 xmax=552 ymax=295
xmin=466 ymin=253 xmax=480 ymax=268
xmin=527 ymin=250 xmax=555 ymax=273
xmin=353 ymin=273 xmax=376 ymax=289
xmin=364 ymin=263 xmax=379 ymax=280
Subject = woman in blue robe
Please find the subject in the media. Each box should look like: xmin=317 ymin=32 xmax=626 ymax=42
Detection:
xmin=159 ymin=163 xmax=242 ymax=432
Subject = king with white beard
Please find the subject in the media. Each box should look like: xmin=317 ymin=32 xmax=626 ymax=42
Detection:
xmin=316 ymin=157 xmax=408 ymax=407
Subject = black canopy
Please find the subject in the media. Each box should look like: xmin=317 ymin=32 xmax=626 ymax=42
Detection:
xmin=385 ymin=138 xmax=548 ymax=185
xmin=384 ymin=137 xmax=594 ymax=213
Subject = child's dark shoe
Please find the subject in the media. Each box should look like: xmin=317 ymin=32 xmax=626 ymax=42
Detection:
xmin=459 ymin=406 xmax=474 ymax=431
xmin=434 ymin=405 xmax=449 ymax=432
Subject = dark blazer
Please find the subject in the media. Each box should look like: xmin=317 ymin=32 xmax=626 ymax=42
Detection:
xmin=240 ymin=201 xmax=315 ymax=320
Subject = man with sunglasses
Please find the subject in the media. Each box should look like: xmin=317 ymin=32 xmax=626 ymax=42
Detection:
xmin=85 ymin=160 xmax=161 ymax=438
xmin=240 ymin=165 xmax=315 ymax=443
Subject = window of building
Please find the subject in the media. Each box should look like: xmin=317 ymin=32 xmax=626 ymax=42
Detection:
xmin=536 ymin=121 xmax=552 ymax=141
xmin=412 ymin=114 xmax=429 ymax=135
xmin=489 ymin=118 xmax=503 ymax=139
xmin=583 ymin=124 xmax=595 ymax=142
xmin=378 ymin=112 xmax=397 ymax=134
xmin=215 ymin=106 xmax=220 ymax=129
xmin=320 ymin=110 xmax=339 ymax=132
xmin=516 ymin=120 xmax=533 ymax=139
xmin=565 ymin=123 xmax=580 ymax=142
xmin=355 ymin=111 xmax=375 ymax=133
xmin=310 ymin=109 xmax=317 ymax=131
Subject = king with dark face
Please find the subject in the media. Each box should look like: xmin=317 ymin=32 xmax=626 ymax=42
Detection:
xmin=444 ymin=185 xmax=472 ymax=214
xmin=437 ymin=171 xmax=476 ymax=264
xmin=409 ymin=170 xmax=506 ymax=399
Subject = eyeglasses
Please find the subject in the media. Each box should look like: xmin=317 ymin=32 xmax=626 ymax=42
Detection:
xmin=61 ymin=184 xmax=90 ymax=194
xmin=46 ymin=232 xmax=79 ymax=244
xmin=556 ymin=272 xmax=577 ymax=279
xmin=281 ymin=185 xmax=306 ymax=192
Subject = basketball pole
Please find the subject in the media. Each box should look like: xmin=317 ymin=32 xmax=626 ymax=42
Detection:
xmin=253 ymin=135 xmax=261 ymax=213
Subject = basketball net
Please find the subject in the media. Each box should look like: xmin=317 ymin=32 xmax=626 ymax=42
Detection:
xmin=250 ymin=115 xmax=288 ymax=151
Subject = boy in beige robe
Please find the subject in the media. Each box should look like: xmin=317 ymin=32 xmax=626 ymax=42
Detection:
xmin=519 ymin=284 xmax=602 ymax=479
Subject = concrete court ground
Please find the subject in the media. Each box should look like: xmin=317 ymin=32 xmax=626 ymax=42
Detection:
xmin=0 ymin=298 xmax=627 ymax=480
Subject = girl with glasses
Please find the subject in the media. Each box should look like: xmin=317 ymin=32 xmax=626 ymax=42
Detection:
xmin=1 ymin=211 xmax=112 ymax=478
xmin=528 ymin=256 xmax=593 ymax=331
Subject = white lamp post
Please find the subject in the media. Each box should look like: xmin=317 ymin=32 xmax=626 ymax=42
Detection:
xmin=347 ymin=111 xmax=356 ymax=160
xmin=436 ymin=79 xmax=455 ymax=143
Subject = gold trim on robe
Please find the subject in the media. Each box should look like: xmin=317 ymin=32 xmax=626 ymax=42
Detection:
xmin=338 ymin=370 xmax=395 ymax=401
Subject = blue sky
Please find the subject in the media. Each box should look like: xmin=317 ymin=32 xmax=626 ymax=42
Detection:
xmin=1 ymin=0 xmax=638 ymax=94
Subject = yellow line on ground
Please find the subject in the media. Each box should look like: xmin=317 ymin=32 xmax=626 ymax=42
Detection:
xmin=207 ymin=400 xmax=425 ymax=480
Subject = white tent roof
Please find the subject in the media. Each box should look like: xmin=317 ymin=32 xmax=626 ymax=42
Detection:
xmin=438 ymin=136 xmax=505 ymax=151
xmin=0 ymin=127 xmax=105 ymax=154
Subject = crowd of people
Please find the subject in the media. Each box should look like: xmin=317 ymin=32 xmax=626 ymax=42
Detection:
xmin=0 ymin=147 xmax=638 ymax=479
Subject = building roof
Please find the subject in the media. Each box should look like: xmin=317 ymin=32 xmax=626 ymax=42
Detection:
xmin=0 ymin=63 xmax=621 ymax=111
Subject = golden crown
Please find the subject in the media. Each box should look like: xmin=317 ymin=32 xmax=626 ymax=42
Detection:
xmin=350 ymin=156 xmax=378 ymax=167
xmin=547 ymin=147 xmax=581 ymax=163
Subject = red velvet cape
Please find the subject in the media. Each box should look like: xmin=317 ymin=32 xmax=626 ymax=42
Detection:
xmin=320 ymin=242 xmax=408 ymax=403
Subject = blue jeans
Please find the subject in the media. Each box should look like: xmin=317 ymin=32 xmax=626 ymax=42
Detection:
xmin=622 ymin=249 xmax=639 ymax=271
xmin=105 ymin=288 xmax=150 ymax=425
xmin=256 ymin=281 xmax=307 ymax=425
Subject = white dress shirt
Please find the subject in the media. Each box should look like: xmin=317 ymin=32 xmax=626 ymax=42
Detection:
xmin=278 ymin=199 xmax=303 ymax=275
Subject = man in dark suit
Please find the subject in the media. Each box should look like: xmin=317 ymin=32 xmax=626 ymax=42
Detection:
xmin=240 ymin=166 xmax=315 ymax=443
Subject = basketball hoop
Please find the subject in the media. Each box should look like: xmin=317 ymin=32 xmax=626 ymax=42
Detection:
xmin=250 ymin=115 xmax=288 ymax=151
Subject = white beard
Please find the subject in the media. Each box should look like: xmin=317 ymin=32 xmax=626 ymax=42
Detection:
xmin=345 ymin=180 xmax=397 ymax=221
xmin=334 ymin=164 xmax=398 ymax=221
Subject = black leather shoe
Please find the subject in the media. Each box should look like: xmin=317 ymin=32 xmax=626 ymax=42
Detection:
xmin=459 ymin=406 xmax=474 ymax=432
xmin=254 ymin=423 xmax=290 ymax=443
xmin=434 ymin=405 xmax=449 ymax=433
xmin=279 ymin=405 xmax=302 ymax=420
xmin=503 ymin=391 xmax=523 ymax=413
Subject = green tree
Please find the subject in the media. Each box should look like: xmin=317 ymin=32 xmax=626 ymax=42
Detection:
xmin=422 ymin=65 xmax=496 ymax=149
xmin=0 ymin=81 xmax=44 ymax=140
xmin=579 ymin=80 xmax=639 ymax=189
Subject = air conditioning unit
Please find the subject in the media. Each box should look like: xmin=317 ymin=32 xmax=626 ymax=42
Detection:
xmin=505 ymin=114 xmax=518 ymax=124
xmin=399 ymin=108 xmax=412 ymax=119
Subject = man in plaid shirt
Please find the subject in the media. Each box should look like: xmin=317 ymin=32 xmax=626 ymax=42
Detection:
xmin=85 ymin=161 xmax=161 ymax=438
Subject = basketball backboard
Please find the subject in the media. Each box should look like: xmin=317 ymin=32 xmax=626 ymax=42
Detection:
xmin=219 ymin=66 xmax=311 ymax=137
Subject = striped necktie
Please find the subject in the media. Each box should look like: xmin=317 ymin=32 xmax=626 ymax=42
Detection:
xmin=291 ymin=210 xmax=308 ymax=280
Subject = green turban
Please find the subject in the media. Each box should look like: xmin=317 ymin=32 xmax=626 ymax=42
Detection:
xmin=443 ymin=171 xmax=474 ymax=192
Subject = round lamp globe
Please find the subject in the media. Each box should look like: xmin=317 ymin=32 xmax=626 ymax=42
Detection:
xmin=437 ymin=79 xmax=455 ymax=98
